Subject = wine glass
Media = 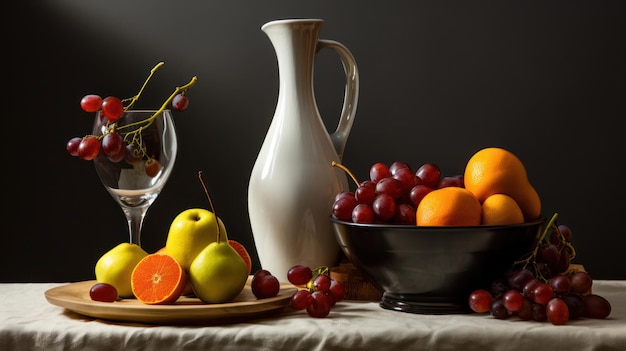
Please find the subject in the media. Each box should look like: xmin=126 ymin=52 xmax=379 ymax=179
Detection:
xmin=92 ymin=109 xmax=177 ymax=247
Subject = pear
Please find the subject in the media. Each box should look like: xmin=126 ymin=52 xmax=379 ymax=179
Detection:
xmin=95 ymin=243 xmax=148 ymax=298
xmin=189 ymin=241 xmax=249 ymax=304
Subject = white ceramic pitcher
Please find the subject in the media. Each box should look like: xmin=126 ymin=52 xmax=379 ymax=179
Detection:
xmin=248 ymin=19 xmax=359 ymax=278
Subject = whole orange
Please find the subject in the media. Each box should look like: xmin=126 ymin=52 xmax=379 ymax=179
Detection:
xmin=464 ymin=147 xmax=541 ymax=222
xmin=481 ymin=193 xmax=524 ymax=225
xmin=416 ymin=187 xmax=482 ymax=226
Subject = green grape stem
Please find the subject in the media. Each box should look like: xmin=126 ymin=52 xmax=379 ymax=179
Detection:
xmin=123 ymin=61 xmax=165 ymax=111
xmin=306 ymin=266 xmax=331 ymax=292
xmin=513 ymin=213 xmax=576 ymax=282
xmin=97 ymin=62 xmax=197 ymax=160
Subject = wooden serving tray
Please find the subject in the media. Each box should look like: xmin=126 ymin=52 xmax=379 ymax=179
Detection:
xmin=45 ymin=279 xmax=297 ymax=325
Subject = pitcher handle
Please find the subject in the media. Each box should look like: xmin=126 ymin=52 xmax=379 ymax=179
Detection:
xmin=317 ymin=39 xmax=359 ymax=161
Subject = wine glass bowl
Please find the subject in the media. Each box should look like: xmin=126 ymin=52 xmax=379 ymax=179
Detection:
xmin=93 ymin=109 xmax=177 ymax=246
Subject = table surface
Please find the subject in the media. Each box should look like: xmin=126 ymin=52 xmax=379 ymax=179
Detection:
xmin=1 ymin=280 xmax=626 ymax=351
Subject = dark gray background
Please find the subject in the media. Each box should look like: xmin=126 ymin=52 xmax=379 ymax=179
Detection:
xmin=3 ymin=1 xmax=624 ymax=282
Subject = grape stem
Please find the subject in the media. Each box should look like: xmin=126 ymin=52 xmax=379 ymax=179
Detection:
xmin=331 ymin=161 xmax=361 ymax=187
xmin=98 ymin=62 xmax=198 ymax=160
xmin=306 ymin=266 xmax=330 ymax=292
xmin=512 ymin=212 xmax=577 ymax=282
xmin=123 ymin=61 xmax=165 ymax=111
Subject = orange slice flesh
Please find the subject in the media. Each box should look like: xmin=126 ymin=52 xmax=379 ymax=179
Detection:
xmin=131 ymin=253 xmax=187 ymax=304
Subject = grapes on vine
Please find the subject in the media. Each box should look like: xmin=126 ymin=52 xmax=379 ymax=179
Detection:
xmin=287 ymin=264 xmax=345 ymax=318
xmin=67 ymin=62 xmax=197 ymax=178
xmin=468 ymin=213 xmax=611 ymax=325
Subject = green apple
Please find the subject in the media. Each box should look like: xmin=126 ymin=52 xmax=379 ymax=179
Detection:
xmin=189 ymin=241 xmax=249 ymax=303
xmin=95 ymin=242 xmax=148 ymax=298
xmin=165 ymin=208 xmax=228 ymax=272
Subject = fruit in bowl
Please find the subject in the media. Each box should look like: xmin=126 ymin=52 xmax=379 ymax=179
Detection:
xmin=329 ymin=147 xmax=545 ymax=313
xmin=331 ymin=147 xmax=542 ymax=226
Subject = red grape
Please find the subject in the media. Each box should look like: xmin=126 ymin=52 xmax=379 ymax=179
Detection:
xmin=489 ymin=298 xmax=509 ymax=319
xmin=66 ymin=137 xmax=82 ymax=156
xmin=372 ymin=193 xmax=396 ymax=221
xmin=332 ymin=195 xmax=358 ymax=221
xmin=548 ymin=274 xmax=571 ymax=296
xmin=389 ymin=161 xmax=410 ymax=175
xmin=124 ymin=144 xmax=141 ymax=164
xmin=101 ymin=96 xmax=124 ymax=122
xmin=562 ymin=294 xmax=584 ymax=320
xmin=415 ymin=162 xmax=441 ymax=188
xmin=78 ymin=136 xmax=100 ymax=160
xmin=81 ymin=94 xmax=103 ymax=113
xmin=582 ymin=294 xmax=611 ymax=319
xmin=287 ymin=265 xmax=313 ymax=286
xmin=352 ymin=203 xmax=375 ymax=224
xmin=89 ymin=282 xmax=117 ymax=302
xmin=523 ymin=278 xmax=541 ymax=300
xmin=394 ymin=203 xmax=415 ymax=224
xmin=539 ymin=244 xmax=560 ymax=272
xmin=375 ymin=177 xmax=403 ymax=200
xmin=532 ymin=283 xmax=554 ymax=305
xmin=251 ymin=271 xmax=280 ymax=299
xmin=107 ymin=146 xmax=126 ymax=163
xmin=329 ymin=279 xmax=345 ymax=302
xmin=313 ymin=274 xmax=331 ymax=293
xmin=393 ymin=167 xmax=421 ymax=192
xmin=291 ymin=289 xmax=313 ymax=310
xmin=369 ymin=162 xmax=391 ymax=183
xmin=334 ymin=191 xmax=354 ymax=202
xmin=409 ymin=184 xmax=433 ymax=208
xmin=546 ymin=297 xmax=569 ymax=325
xmin=172 ymin=93 xmax=189 ymax=111
xmin=503 ymin=289 xmax=524 ymax=312
xmin=468 ymin=289 xmax=493 ymax=313
xmin=101 ymin=132 xmax=124 ymax=156
xmin=570 ymin=271 xmax=592 ymax=294
xmin=436 ymin=175 xmax=463 ymax=188
xmin=144 ymin=158 xmax=162 ymax=177
xmin=508 ymin=269 xmax=534 ymax=291
xmin=307 ymin=291 xmax=331 ymax=318
xmin=355 ymin=181 xmax=376 ymax=204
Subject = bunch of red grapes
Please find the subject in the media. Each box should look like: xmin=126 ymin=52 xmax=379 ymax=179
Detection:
xmin=66 ymin=93 xmax=189 ymax=177
xmin=250 ymin=265 xmax=345 ymax=318
xmin=287 ymin=265 xmax=346 ymax=318
xmin=469 ymin=220 xmax=611 ymax=325
xmin=332 ymin=161 xmax=463 ymax=224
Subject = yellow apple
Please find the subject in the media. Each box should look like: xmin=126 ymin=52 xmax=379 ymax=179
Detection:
xmin=165 ymin=208 xmax=228 ymax=272
xmin=95 ymin=242 xmax=148 ymax=298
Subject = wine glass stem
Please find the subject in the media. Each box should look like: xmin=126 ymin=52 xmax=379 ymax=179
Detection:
xmin=122 ymin=205 xmax=149 ymax=247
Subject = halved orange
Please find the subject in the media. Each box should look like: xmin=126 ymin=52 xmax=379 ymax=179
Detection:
xmin=131 ymin=253 xmax=187 ymax=304
xmin=229 ymin=240 xmax=252 ymax=275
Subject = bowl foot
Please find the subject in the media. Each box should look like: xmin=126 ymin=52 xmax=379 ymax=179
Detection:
xmin=380 ymin=293 xmax=472 ymax=314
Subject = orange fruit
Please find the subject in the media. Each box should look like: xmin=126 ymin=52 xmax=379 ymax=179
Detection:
xmin=131 ymin=253 xmax=187 ymax=305
xmin=464 ymin=147 xmax=541 ymax=222
xmin=481 ymin=193 xmax=524 ymax=225
xmin=229 ymin=240 xmax=252 ymax=275
xmin=416 ymin=187 xmax=482 ymax=226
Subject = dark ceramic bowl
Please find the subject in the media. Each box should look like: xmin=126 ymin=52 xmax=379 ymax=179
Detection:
xmin=331 ymin=217 xmax=545 ymax=314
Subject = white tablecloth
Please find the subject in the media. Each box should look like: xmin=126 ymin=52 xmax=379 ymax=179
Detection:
xmin=1 ymin=281 xmax=625 ymax=351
